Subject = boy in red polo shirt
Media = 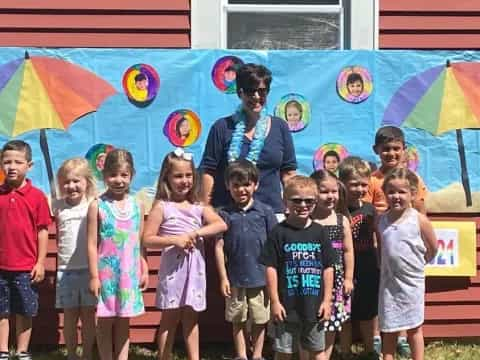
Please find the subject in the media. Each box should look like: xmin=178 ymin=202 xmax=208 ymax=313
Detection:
xmin=0 ymin=140 xmax=51 ymax=360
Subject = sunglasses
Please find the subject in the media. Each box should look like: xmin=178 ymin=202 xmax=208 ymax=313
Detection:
xmin=241 ymin=87 xmax=269 ymax=97
xmin=288 ymin=197 xmax=317 ymax=206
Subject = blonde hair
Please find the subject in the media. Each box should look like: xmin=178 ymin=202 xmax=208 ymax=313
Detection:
xmin=57 ymin=157 xmax=96 ymax=199
xmin=338 ymin=156 xmax=371 ymax=183
xmin=284 ymin=175 xmax=318 ymax=199
xmin=155 ymin=152 xmax=199 ymax=203
xmin=382 ymin=167 xmax=418 ymax=194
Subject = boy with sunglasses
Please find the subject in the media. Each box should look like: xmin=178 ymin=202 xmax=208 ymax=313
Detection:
xmin=261 ymin=176 xmax=335 ymax=360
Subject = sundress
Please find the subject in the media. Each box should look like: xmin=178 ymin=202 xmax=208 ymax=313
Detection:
xmin=324 ymin=213 xmax=351 ymax=332
xmin=97 ymin=194 xmax=144 ymax=317
xmin=155 ymin=201 xmax=206 ymax=312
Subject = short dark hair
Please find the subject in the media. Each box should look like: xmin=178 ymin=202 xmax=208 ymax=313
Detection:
xmin=134 ymin=73 xmax=147 ymax=82
xmin=225 ymin=159 xmax=259 ymax=186
xmin=323 ymin=150 xmax=340 ymax=163
xmin=236 ymin=63 xmax=272 ymax=97
xmin=346 ymin=72 xmax=363 ymax=85
xmin=1 ymin=140 xmax=32 ymax=162
xmin=374 ymin=126 xmax=405 ymax=147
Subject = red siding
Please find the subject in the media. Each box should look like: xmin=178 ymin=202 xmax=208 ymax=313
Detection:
xmin=379 ymin=0 xmax=480 ymax=49
xmin=0 ymin=0 xmax=190 ymax=48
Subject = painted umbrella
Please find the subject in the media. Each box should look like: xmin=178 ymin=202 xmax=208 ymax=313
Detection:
xmin=382 ymin=60 xmax=480 ymax=206
xmin=0 ymin=51 xmax=116 ymax=198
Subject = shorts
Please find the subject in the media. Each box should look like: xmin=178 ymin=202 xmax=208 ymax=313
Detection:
xmin=55 ymin=269 xmax=97 ymax=309
xmin=272 ymin=321 xmax=325 ymax=354
xmin=225 ymin=287 xmax=270 ymax=324
xmin=351 ymin=268 xmax=379 ymax=321
xmin=0 ymin=271 xmax=38 ymax=317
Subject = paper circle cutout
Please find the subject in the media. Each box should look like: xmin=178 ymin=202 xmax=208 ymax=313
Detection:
xmin=122 ymin=64 xmax=160 ymax=106
xmin=274 ymin=93 xmax=311 ymax=132
xmin=405 ymin=143 xmax=419 ymax=172
xmin=211 ymin=56 xmax=244 ymax=94
xmin=85 ymin=143 xmax=115 ymax=180
xmin=337 ymin=66 xmax=373 ymax=103
xmin=313 ymin=143 xmax=350 ymax=171
xmin=163 ymin=109 xmax=202 ymax=147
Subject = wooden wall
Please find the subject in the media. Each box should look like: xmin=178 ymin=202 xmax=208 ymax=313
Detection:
xmin=379 ymin=0 xmax=480 ymax=49
xmin=0 ymin=0 xmax=190 ymax=48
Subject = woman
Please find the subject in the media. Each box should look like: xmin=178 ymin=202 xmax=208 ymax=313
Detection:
xmin=200 ymin=63 xmax=297 ymax=214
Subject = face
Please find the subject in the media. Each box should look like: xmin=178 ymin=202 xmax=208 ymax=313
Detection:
xmin=240 ymin=80 xmax=268 ymax=114
xmin=60 ymin=170 xmax=88 ymax=205
xmin=347 ymin=80 xmax=363 ymax=97
xmin=316 ymin=177 xmax=339 ymax=211
xmin=0 ymin=150 xmax=32 ymax=187
xmin=344 ymin=176 xmax=369 ymax=203
xmin=285 ymin=187 xmax=317 ymax=219
xmin=384 ymin=178 xmax=413 ymax=212
xmin=96 ymin=153 xmax=106 ymax=171
xmin=167 ymin=159 xmax=194 ymax=200
xmin=375 ymin=140 xmax=405 ymax=170
xmin=135 ymin=78 xmax=148 ymax=91
xmin=286 ymin=105 xmax=301 ymax=124
xmin=324 ymin=156 xmax=339 ymax=173
xmin=228 ymin=180 xmax=258 ymax=207
xmin=224 ymin=69 xmax=236 ymax=82
xmin=103 ymin=164 xmax=132 ymax=196
xmin=179 ymin=119 xmax=190 ymax=137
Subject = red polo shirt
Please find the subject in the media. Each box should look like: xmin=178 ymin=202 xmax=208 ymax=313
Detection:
xmin=0 ymin=179 xmax=52 ymax=271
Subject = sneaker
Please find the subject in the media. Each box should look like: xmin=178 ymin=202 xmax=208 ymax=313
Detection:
xmin=373 ymin=336 xmax=382 ymax=355
xmin=0 ymin=352 xmax=9 ymax=360
xmin=15 ymin=352 xmax=32 ymax=360
xmin=396 ymin=337 xmax=412 ymax=358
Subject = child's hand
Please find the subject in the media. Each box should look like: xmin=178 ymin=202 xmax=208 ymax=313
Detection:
xmin=271 ymin=301 xmax=287 ymax=322
xmin=318 ymin=301 xmax=331 ymax=321
xmin=344 ymin=278 xmax=354 ymax=295
xmin=174 ymin=234 xmax=195 ymax=249
xmin=140 ymin=271 xmax=149 ymax=291
xmin=30 ymin=262 xmax=45 ymax=283
xmin=220 ymin=278 xmax=231 ymax=298
xmin=89 ymin=277 xmax=101 ymax=297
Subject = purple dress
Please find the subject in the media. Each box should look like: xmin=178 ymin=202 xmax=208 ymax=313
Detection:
xmin=155 ymin=201 xmax=206 ymax=312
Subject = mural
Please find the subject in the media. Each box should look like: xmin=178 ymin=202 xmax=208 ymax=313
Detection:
xmin=0 ymin=48 xmax=479 ymax=213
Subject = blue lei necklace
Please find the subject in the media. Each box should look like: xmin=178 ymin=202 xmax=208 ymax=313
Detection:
xmin=227 ymin=106 xmax=269 ymax=164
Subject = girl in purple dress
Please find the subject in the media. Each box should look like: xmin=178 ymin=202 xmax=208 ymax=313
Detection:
xmin=143 ymin=148 xmax=227 ymax=360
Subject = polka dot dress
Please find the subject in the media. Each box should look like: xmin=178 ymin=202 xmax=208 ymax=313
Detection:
xmin=324 ymin=214 xmax=351 ymax=332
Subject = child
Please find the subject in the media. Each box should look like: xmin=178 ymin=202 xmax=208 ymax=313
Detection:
xmin=284 ymin=100 xmax=303 ymax=131
xmin=215 ymin=159 xmax=277 ymax=360
xmin=377 ymin=168 xmax=437 ymax=360
xmin=0 ymin=140 xmax=52 ymax=360
xmin=310 ymin=170 xmax=354 ymax=360
xmin=261 ymin=176 xmax=335 ymax=360
xmin=87 ymin=149 xmax=148 ymax=360
xmin=54 ymin=158 xmax=97 ymax=360
xmin=365 ymin=125 xmax=428 ymax=356
xmin=338 ymin=157 xmax=379 ymax=358
xmin=143 ymin=148 xmax=227 ymax=360
xmin=346 ymin=72 xmax=364 ymax=98
xmin=322 ymin=151 xmax=340 ymax=175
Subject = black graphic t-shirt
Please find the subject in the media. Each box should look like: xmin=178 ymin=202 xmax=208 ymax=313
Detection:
xmin=348 ymin=202 xmax=377 ymax=272
xmin=260 ymin=221 xmax=336 ymax=322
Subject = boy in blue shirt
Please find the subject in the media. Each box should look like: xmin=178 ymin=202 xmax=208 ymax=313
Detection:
xmin=215 ymin=159 xmax=277 ymax=360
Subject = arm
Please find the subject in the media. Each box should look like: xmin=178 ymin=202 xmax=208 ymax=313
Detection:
xmin=342 ymin=216 xmax=354 ymax=295
xmin=214 ymin=238 xmax=230 ymax=297
xmin=413 ymin=175 xmax=428 ymax=215
xmin=318 ymin=267 xmax=334 ymax=321
xmin=266 ymin=266 xmax=286 ymax=322
xmin=200 ymin=171 xmax=215 ymax=205
xmin=87 ymin=200 xmax=101 ymax=297
xmin=138 ymin=203 xmax=149 ymax=291
xmin=31 ymin=228 xmax=48 ymax=282
xmin=419 ymin=213 xmax=438 ymax=263
xmin=143 ymin=201 xmax=194 ymax=249
xmin=199 ymin=205 xmax=228 ymax=238
xmin=281 ymin=169 xmax=296 ymax=187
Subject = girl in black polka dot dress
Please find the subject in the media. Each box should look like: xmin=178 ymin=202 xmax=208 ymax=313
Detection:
xmin=311 ymin=170 xmax=354 ymax=360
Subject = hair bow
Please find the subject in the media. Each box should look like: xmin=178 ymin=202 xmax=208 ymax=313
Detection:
xmin=173 ymin=147 xmax=193 ymax=161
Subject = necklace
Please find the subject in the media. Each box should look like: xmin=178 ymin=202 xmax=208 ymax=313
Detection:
xmin=227 ymin=105 xmax=269 ymax=164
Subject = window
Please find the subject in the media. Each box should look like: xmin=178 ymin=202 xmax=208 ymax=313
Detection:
xmin=191 ymin=0 xmax=377 ymax=50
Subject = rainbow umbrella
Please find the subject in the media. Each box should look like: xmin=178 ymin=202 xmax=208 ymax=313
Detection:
xmin=0 ymin=51 xmax=116 ymax=198
xmin=382 ymin=60 xmax=480 ymax=206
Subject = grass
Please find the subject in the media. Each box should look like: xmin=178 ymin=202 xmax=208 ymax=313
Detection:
xmin=27 ymin=341 xmax=480 ymax=359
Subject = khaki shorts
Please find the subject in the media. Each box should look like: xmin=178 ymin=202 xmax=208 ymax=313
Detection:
xmin=225 ymin=287 xmax=270 ymax=324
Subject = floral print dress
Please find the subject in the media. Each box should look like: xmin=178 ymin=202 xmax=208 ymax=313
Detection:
xmin=96 ymin=195 xmax=144 ymax=317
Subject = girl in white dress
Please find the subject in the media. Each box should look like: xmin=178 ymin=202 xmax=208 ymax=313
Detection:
xmin=376 ymin=168 xmax=437 ymax=360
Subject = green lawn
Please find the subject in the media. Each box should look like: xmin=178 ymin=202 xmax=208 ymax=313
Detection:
xmin=29 ymin=341 xmax=480 ymax=360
